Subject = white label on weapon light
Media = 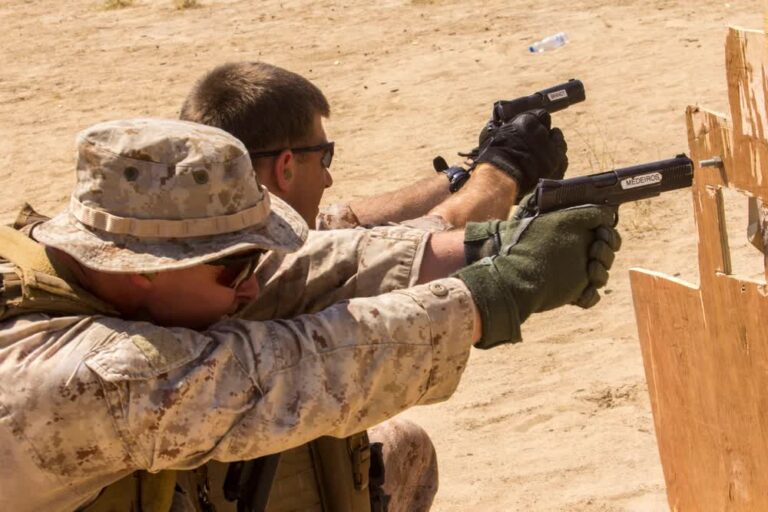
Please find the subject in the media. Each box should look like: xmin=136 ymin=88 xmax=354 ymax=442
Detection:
xmin=620 ymin=172 xmax=663 ymax=189
xmin=547 ymin=90 xmax=568 ymax=102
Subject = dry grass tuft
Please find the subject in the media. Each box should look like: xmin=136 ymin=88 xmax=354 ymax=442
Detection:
xmin=104 ymin=0 xmax=134 ymax=9
xmin=570 ymin=122 xmax=617 ymax=175
xmin=569 ymin=117 xmax=660 ymax=234
xmin=174 ymin=0 xmax=201 ymax=9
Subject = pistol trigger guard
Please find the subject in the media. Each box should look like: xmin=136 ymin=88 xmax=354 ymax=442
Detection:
xmin=612 ymin=210 xmax=619 ymax=227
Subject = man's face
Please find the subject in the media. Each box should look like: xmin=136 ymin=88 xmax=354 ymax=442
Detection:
xmin=283 ymin=114 xmax=334 ymax=227
xmin=142 ymin=261 xmax=260 ymax=330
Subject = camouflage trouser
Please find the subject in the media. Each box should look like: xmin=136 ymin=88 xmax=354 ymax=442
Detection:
xmin=369 ymin=418 xmax=439 ymax=512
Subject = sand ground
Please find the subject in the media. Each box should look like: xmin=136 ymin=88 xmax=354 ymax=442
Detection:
xmin=1 ymin=0 xmax=765 ymax=510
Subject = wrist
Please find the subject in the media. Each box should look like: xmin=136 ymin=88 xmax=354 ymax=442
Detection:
xmin=454 ymin=260 xmax=523 ymax=349
xmin=473 ymin=152 xmax=532 ymax=198
xmin=463 ymin=220 xmax=502 ymax=265
xmin=472 ymin=162 xmax=517 ymax=183
xmin=439 ymin=165 xmax=471 ymax=193
xmin=471 ymin=162 xmax=520 ymax=197
xmin=417 ymin=230 xmax=468 ymax=284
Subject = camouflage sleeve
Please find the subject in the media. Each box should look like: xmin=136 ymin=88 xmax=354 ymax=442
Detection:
xmin=315 ymin=203 xmax=361 ymax=230
xmin=240 ymin=225 xmax=432 ymax=320
xmin=80 ymin=278 xmax=475 ymax=470
xmin=315 ymin=203 xmax=453 ymax=233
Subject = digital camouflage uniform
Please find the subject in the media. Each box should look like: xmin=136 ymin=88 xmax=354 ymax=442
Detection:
xmin=178 ymin=199 xmax=454 ymax=512
xmin=0 ymin=119 xmax=477 ymax=511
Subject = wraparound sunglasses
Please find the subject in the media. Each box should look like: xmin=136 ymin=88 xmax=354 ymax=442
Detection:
xmin=249 ymin=141 xmax=335 ymax=169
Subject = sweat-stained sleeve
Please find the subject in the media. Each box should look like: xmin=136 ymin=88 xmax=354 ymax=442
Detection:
xmin=240 ymin=225 xmax=435 ymax=320
xmin=78 ymin=278 xmax=475 ymax=472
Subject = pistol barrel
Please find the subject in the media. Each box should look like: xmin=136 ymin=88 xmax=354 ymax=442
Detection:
xmin=535 ymin=156 xmax=693 ymax=213
xmin=493 ymin=79 xmax=586 ymax=123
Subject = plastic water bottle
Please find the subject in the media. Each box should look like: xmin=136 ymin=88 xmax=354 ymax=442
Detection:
xmin=528 ymin=32 xmax=569 ymax=53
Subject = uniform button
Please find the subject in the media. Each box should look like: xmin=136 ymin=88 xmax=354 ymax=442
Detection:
xmin=429 ymin=282 xmax=449 ymax=297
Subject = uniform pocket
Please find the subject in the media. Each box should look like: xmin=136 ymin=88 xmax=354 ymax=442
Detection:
xmin=83 ymin=319 xmax=211 ymax=382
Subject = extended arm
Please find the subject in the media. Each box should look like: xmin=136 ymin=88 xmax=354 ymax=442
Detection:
xmin=241 ymin=223 xmax=481 ymax=320
xmin=427 ymin=164 xmax=518 ymax=226
xmin=327 ymin=110 xmax=567 ymax=230
xmin=39 ymin=278 xmax=478 ymax=474
xmin=240 ymin=224 xmax=449 ymax=320
xmin=347 ymin=174 xmax=449 ymax=226
xmin=347 ymin=164 xmax=519 ymax=229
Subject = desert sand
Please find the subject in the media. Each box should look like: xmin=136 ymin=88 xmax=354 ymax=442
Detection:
xmin=1 ymin=0 xmax=765 ymax=510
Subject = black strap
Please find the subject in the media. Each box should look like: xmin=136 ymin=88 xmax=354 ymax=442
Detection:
xmin=223 ymin=454 xmax=281 ymax=512
xmin=368 ymin=443 xmax=390 ymax=512
xmin=433 ymin=156 xmax=471 ymax=193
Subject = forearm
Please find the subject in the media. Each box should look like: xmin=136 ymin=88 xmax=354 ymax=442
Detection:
xmin=348 ymin=175 xmax=449 ymax=226
xmin=417 ymin=230 xmax=483 ymax=340
xmin=246 ymin=225 xmax=481 ymax=346
xmin=416 ymin=230 xmax=466 ymax=284
xmin=428 ymin=163 xmax=519 ymax=227
xmin=240 ymin=226 xmax=435 ymax=320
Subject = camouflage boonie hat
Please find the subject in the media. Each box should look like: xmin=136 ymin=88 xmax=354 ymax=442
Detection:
xmin=34 ymin=118 xmax=308 ymax=273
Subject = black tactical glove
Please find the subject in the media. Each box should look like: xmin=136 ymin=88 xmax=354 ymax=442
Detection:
xmin=454 ymin=205 xmax=621 ymax=349
xmin=473 ymin=109 xmax=568 ymax=198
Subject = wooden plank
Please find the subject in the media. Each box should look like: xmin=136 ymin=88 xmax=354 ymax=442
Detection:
xmin=631 ymin=269 xmax=768 ymax=510
xmin=685 ymin=107 xmax=732 ymax=279
xmin=631 ymin=25 xmax=768 ymax=511
xmin=725 ymin=27 xmax=768 ymax=197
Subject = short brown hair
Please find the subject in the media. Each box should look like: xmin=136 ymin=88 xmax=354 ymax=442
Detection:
xmin=180 ymin=62 xmax=330 ymax=151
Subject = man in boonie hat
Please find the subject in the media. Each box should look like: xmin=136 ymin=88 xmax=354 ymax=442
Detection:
xmin=36 ymin=119 xmax=306 ymax=268
xmin=0 ymin=118 xmax=621 ymax=512
xmin=31 ymin=118 xmax=306 ymax=329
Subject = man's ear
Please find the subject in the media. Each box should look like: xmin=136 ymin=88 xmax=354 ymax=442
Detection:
xmin=273 ymin=150 xmax=295 ymax=193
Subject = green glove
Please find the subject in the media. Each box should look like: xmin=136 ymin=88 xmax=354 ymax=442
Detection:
xmin=454 ymin=205 xmax=621 ymax=349
xmin=462 ymin=193 xmax=543 ymax=263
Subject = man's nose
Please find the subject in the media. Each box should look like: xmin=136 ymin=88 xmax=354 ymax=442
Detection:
xmin=324 ymin=168 xmax=333 ymax=188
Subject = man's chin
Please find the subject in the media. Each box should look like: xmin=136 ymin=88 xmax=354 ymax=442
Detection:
xmin=304 ymin=208 xmax=319 ymax=229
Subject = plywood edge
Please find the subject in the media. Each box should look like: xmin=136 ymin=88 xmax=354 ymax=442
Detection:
xmin=726 ymin=25 xmax=764 ymax=36
xmin=628 ymin=267 xmax=699 ymax=290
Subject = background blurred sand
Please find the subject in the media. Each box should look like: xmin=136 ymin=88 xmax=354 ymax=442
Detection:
xmin=1 ymin=0 xmax=764 ymax=510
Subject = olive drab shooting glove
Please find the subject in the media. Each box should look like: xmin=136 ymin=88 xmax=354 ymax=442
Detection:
xmin=473 ymin=109 xmax=568 ymax=198
xmin=454 ymin=205 xmax=621 ymax=349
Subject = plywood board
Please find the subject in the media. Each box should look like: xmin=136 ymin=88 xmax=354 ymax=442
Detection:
xmin=725 ymin=27 xmax=768 ymax=197
xmin=630 ymin=26 xmax=768 ymax=511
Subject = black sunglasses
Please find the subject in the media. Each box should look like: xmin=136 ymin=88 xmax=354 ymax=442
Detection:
xmin=249 ymin=141 xmax=335 ymax=169
xmin=208 ymin=250 xmax=264 ymax=289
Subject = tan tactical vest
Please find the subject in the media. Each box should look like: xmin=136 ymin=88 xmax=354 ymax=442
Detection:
xmin=1 ymin=208 xmax=379 ymax=512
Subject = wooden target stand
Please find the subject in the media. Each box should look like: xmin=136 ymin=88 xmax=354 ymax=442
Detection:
xmin=630 ymin=26 xmax=768 ymax=511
